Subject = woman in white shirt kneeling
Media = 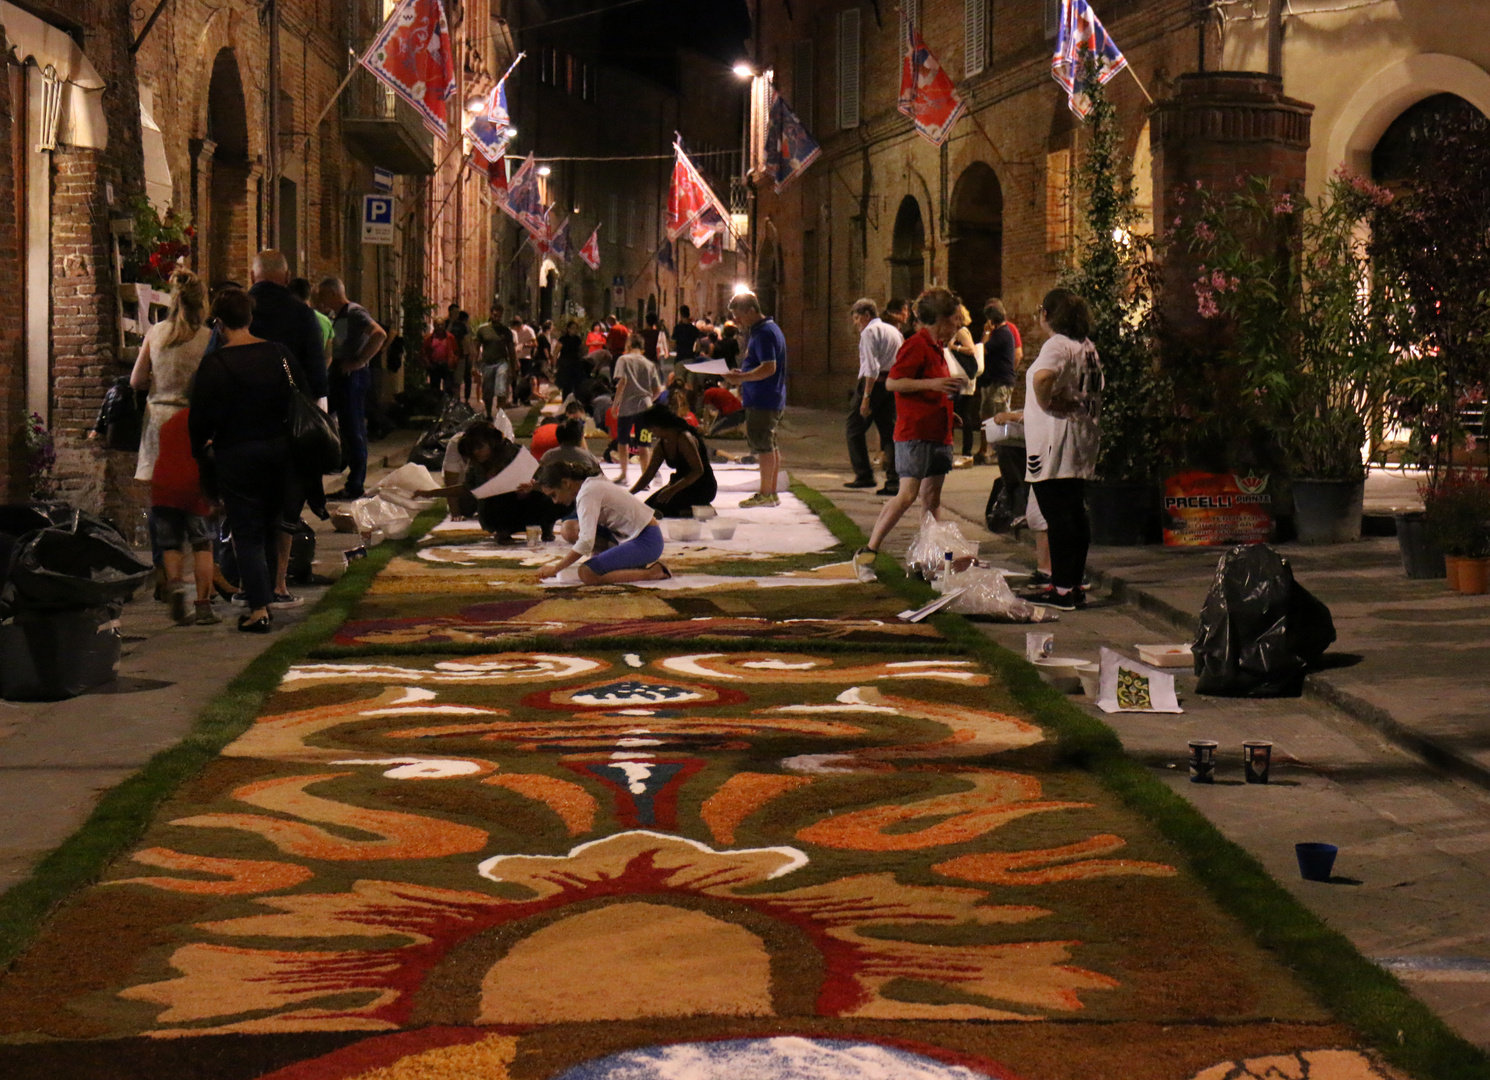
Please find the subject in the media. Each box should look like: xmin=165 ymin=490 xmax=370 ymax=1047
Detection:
xmin=537 ymin=459 xmax=671 ymax=584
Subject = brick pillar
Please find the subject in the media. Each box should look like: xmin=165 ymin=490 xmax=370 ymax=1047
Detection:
xmin=189 ymin=138 xmax=216 ymax=276
xmin=1153 ymin=72 xmax=1314 ymax=351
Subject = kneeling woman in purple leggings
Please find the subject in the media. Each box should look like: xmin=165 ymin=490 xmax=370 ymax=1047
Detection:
xmin=536 ymin=459 xmax=671 ymax=584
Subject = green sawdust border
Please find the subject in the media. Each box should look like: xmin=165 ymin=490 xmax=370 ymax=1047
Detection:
xmin=0 ymin=508 xmax=446 ymax=972
xmin=791 ymin=479 xmax=1490 ymax=1080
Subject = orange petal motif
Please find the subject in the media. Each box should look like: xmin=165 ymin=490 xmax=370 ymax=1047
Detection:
xmin=933 ymin=834 xmax=1178 ymax=886
xmin=701 ymin=773 xmax=814 ymax=845
xmin=108 ymin=848 xmax=314 ymax=895
xmin=482 ymin=774 xmax=598 ymax=836
xmin=172 ymin=773 xmax=489 ymax=861
xmin=795 ymin=771 xmax=1089 ymax=851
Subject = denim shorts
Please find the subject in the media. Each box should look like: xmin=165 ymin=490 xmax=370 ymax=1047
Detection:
xmin=893 ymin=439 xmax=954 ymax=480
xmin=152 ymin=506 xmax=212 ymax=551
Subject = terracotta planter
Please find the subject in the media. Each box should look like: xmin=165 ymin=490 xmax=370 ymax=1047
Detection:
xmin=1444 ymin=555 xmax=1464 ymax=592
xmin=1449 ymin=555 xmax=1490 ymax=595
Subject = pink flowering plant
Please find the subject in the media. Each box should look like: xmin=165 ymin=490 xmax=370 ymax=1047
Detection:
xmin=24 ymin=411 xmax=56 ymax=500
xmin=1172 ymin=170 xmax=1395 ymax=479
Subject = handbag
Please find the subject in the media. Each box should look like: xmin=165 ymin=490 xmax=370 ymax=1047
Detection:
xmin=282 ymin=355 xmax=342 ymax=474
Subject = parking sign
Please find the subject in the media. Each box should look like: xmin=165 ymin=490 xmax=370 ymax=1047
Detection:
xmin=362 ymin=195 xmax=395 ymax=245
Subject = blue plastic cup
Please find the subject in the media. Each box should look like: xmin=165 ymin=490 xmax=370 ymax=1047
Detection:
xmin=1295 ymin=842 xmax=1338 ymax=882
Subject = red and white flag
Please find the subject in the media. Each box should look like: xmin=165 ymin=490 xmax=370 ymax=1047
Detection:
xmin=579 ymin=225 xmax=601 ymax=270
xmin=666 ymin=143 xmax=730 ymax=241
xmin=487 ymin=155 xmax=508 ymax=197
xmin=360 ymin=0 xmax=456 ymax=139
xmin=897 ymin=27 xmax=966 ymax=146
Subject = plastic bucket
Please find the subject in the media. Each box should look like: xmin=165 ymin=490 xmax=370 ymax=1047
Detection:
xmin=667 ymin=519 xmax=702 ymax=541
xmin=710 ymin=519 xmax=738 ymax=541
xmin=1395 ymin=511 xmax=1446 ymax=579
xmin=1295 ymin=842 xmax=1338 ymax=882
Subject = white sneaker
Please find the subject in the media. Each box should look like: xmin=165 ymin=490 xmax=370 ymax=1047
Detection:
xmin=853 ymin=547 xmax=878 ymax=583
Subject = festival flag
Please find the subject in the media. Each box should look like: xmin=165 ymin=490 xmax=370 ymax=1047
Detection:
xmin=579 ymin=225 xmax=601 ymax=270
xmin=469 ymin=57 xmax=520 ymax=163
xmin=697 ymin=231 xmax=723 ymax=269
xmin=500 ymin=153 xmax=548 ymax=237
xmin=487 ymin=155 xmax=508 ymax=197
xmin=1052 ymin=0 xmax=1129 ymax=119
xmin=360 ymin=0 xmax=457 ymax=139
xmin=897 ymin=27 xmax=966 ymax=146
xmin=689 ymin=206 xmax=726 ymax=249
xmin=666 ymin=143 xmax=730 ymax=241
xmin=548 ymin=216 xmax=573 ymax=262
xmin=656 ymin=238 xmax=675 ymax=272
xmin=764 ymin=93 xmax=821 ymax=193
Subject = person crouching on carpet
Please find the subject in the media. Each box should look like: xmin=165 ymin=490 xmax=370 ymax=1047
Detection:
xmin=628 ymin=404 xmax=716 ymax=518
xmin=535 ymin=459 xmax=671 ymax=584
xmin=427 ymin=421 xmax=561 ymax=543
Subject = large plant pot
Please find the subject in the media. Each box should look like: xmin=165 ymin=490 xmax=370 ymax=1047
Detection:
xmin=1087 ymin=481 xmax=1159 ymax=546
xmin=1446 ymin=555 xmax=1490 ymax=595
xmin=1292 ymin=478 xmax=1364 ymax=544
xmin=1395 ymin=511 xmax=1446 ymax=579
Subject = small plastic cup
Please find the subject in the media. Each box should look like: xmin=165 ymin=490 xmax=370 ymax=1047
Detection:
xmin=526 ymin=525 xmax=543 ymax=549
xmin=1243 ymin=741 xmax=1273 ymax=784
xmin=1295 ymin=842 xmax=1338 ymax=882
xmin=710 ymin=518 xmax=738 ymax=541
xmin=1025 ymin=632 xmax=1054 ymax=661
xmin=1188 ymin=739 xmax=1218 ymax=783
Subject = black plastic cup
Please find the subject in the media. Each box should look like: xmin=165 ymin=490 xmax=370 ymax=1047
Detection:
xmin=1295 ymin=842 xmax=1338 ymax=882
xmin=1188 ymin=739 xmax=1218 ymax=783
xmin=1244 ymin=741 xmax=1273 ymax=784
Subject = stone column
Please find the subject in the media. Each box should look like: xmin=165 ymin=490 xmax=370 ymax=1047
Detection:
xmin=189 ymin=137 xmax=216 ymax=275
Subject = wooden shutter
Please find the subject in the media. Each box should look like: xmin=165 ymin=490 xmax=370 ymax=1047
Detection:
xmin=837 ymin=8 xmax=860 ymax=130
xmin=1045 ymin=149 xmax=1072 ymax=254
xmin=965 ymin=0 xmax=987 ymax=78
xmin=793 ymin=40 xmax=814 ymax=129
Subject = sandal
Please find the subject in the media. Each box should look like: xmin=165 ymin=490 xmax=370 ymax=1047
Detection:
xmin=649 ymin=561 xmax=672 ymax=580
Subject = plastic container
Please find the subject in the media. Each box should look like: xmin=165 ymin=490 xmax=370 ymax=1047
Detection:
xmin=1076 ymin=662 xmax=1100 ymax=697
xmin=710 ymin=519 xmax=738 ymax=541
xmin=1033 ymin=657 xmax=1087 ymax=693
xmin=1295 ymin=842 xmax=1338 ymax=882
xmin=1136 ymin=643 xmax=1193 ymax=668
xmin=667 ymin=519 xmax=702 ymax=542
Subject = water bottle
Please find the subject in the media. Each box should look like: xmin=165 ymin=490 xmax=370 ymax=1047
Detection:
xmin=938 ymin=551 xmax=955 ymax=592
xmin=132 ymin=508 xmax=150 ymax=551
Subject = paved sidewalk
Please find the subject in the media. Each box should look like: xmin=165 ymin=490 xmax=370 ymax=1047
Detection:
xmin=0 ymin=426 xmax=423 ymax=894
xmin=780 ymin=406 xmax=1490 ymax=1049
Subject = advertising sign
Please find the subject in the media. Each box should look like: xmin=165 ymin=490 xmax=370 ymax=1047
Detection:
xmin=1162 ymin=471 xmax=1274 ymax=547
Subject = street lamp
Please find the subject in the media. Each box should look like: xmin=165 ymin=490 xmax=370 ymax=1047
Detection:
xmin=732 ymin=61 xmax=754 ymax=79
xmin=733 ymin=281 xmax=751 ymax=296
xmin=537 ymin=165 xmax=552 ymax=177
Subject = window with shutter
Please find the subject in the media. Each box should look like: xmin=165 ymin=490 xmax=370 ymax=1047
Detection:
xmin=837 ymin=8 xmax=860 ymax=130
xmin=793 ymin=40 xmax=814 ymax=129
xmin=965 ymin=0 xmax=987 ymax=77
xmin=1045 ymin=149 xmax=1072 ymax=254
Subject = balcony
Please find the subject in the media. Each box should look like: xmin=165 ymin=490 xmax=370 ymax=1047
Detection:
xmin=340 ymin=67 xmax=436 ymax=175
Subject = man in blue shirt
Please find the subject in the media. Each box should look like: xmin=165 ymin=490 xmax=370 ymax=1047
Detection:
xmin=723 ymin=291 xmax=787 ymax=508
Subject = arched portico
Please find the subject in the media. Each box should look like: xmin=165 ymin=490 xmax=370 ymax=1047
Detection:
xmin=948 ymin=162 xmax=1003 ymax=313
xmin=890 ymin=195 xmax=926 ymax=304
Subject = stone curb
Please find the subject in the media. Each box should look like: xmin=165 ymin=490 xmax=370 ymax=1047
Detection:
xmin=941 ymin=503 xmax=1490 ymax=796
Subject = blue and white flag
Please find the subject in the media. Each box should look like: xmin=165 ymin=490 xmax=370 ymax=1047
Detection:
xmin=500 ymin=153 xmax=547 ymax=237
xmin=469 ymin=61 xmax=518 ymax=163
xmin=1052 ymin=0 xmax=1128 ymax=119
xmin=548 ymin=216 xmax=573 ymax=262
xmin=764 ymin=93 xmax=821 ymax=193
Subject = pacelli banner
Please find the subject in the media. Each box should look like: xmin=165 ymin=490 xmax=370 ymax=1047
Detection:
xmin=1163 ymin=471 xmax=1274 ymax=547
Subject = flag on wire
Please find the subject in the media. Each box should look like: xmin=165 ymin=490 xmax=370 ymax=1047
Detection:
xmin=487 ymin=155 xmax=508 ymax=197
xmin=1052 ymin=0 xmax=1128 ymax=119
xmin=548 ymin=216 xmax=573 ymax=262
xmin=689 ymin=206 xmax=726 ymax=249
xmin=697 ymin=232 xmax=723 ymax=268
xmin=469 ymin=61 xmax=518 ymax=163
xmin=666 ymin=143 xmax=730 ymax=241
xmin=656 ymin=238 xmax=675 ymax=272
xmin=501 ymin=154 xmax=548 ymax=237
xmin=764 ymin=93 xmax=821 ymax=193
xmin=579 ymin=225 xmax=601 ymax=270
xmin=897 ymin=27 xmax=965 ymax=147
xmin=360 ymin=0 xmax=457 ymax=138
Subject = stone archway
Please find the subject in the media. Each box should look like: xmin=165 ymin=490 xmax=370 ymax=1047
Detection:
xmin=1371 ymin=93 xmax=1481 ymax=185
xmin=890 ymin=196 xmax=925 ymax=304
xmin=206 ymin=48 xmax=250 ymax=286
xmin=1327 ymin=54 xmax=1490 ymax=181
xmin=947 ymin=163 xmax=1003 ymax=312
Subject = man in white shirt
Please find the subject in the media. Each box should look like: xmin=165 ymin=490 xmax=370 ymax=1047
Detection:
xmin=844 ymin=297 xmax=905 ymax=495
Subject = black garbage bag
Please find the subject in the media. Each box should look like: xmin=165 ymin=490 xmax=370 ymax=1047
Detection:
xmin=0 ymin=603 xmax=122 ymax=700
xmin=5 ymin=507 xmax=153 ymax=610
xmin=409 ymin=401 xmax=479 ymax=471
xmin=1194 ymin=544 xmax=1336 ymax=697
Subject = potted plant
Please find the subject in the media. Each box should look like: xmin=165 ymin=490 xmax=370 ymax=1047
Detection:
xmin=1423 ymin=470 xmax=1490 ymax=594
xmin=1174 ymin=169 xmax=1395 ymax=543
xmin=1061 ymin=57 xmax=1170 ymax=545
xmin=23 ymin=411 xmax=56 ymax=500
xmin=119 ymin=195 xmax=193 ymax=295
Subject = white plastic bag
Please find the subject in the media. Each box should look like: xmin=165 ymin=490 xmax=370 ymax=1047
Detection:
xmin=948 ymin=567 xmax=1058 ymax=623
xmin=349 ymin=495 xmax=416 ymax=541
xmin=905 ymin=512 xmax=980 ymax=581
xmin=378 ymin=462 xmax=441 ymax=497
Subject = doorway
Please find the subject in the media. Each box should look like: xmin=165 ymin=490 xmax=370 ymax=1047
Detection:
xmin=948 ymin=162 xmax=1003 ymax=311
xmin=207 ymin=48 xmax=249 ymax=286
xmin=890 ymin=196 xmax=925 ymax=303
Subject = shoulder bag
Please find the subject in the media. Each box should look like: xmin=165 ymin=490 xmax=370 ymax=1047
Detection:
xmin=281 ymin=353 xmax=342 ymax=474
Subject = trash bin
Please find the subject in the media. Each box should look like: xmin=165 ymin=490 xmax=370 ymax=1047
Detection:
xmin=0 ymin=503 xmax=151 ymax=701
xmin=0 ymin=604 xmax=123 ymax=701
xmin=1193 ymin=543 xmax=1336 ymax=697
